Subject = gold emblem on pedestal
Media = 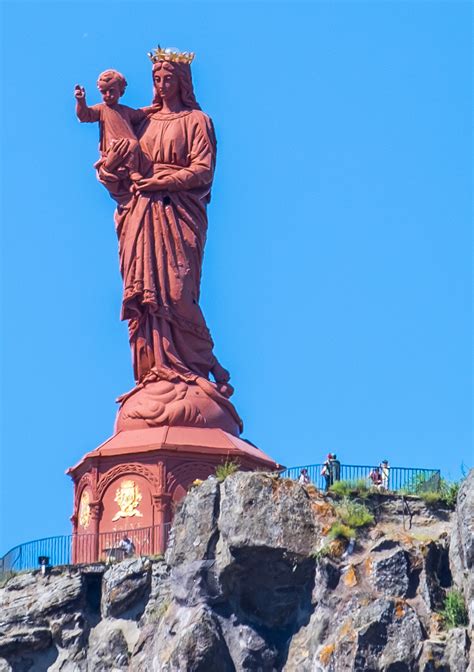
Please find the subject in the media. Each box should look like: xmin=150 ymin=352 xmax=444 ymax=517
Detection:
xmin=112 ymin=479 xmax=144 ymax=522
xmin=79 ymin=491 xmax=91 ymax=529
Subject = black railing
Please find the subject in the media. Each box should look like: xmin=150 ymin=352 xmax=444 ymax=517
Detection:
xmin=1 ymin=524 xmax=171 ymax=578
xmin=281 ymin=463 xmax=441 ymax=493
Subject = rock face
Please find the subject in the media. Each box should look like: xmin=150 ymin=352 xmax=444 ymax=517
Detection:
xmin=0 ymin=470 xmax=472 ymax=671
xmin=450 ymin=469 xmax=474 ymax=628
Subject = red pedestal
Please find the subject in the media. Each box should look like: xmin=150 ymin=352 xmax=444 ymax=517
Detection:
xmin=67 ymin=426 xmax=280 ymax=562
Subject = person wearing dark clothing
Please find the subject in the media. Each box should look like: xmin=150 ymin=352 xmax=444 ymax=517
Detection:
xmin=329 ymin=454 xmax=341 ymax=483
xmin=369 ymin=467 xmax=383 ymax=488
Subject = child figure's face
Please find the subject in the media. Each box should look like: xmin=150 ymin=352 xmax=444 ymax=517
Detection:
xmin=99 ymin=81 xmax=121 ymax=106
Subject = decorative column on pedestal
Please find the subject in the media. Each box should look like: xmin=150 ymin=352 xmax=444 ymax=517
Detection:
xmin=88 ymin=502 xmax=102 ymax=562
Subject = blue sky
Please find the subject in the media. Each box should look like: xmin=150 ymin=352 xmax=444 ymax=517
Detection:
xmin=1 ymin=1 xmax=472 ymax=553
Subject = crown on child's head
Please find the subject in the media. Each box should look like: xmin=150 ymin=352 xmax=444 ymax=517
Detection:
xmin=147 ymin=46 xmax=195 ymax=65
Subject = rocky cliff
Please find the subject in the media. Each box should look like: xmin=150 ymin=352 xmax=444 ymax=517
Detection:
xmin=1 ymin=470 xmax=472 ymax=671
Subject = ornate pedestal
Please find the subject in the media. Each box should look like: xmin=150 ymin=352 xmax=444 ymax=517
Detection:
xmin=67 ymin=426 xmax=280 ymax=562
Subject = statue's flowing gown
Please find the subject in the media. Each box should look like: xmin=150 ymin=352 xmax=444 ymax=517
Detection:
xmin=109 ymin=109 xmax=220 ymax=384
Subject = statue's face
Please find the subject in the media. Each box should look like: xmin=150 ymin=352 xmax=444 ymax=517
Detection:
xmin=153 ymin=63 xmax=179 ymax=101
xmin=98 ymin=81 xmax=121 ymax=106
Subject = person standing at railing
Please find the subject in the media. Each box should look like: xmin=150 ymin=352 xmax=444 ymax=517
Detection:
xmin=369 ymin=467 xmax=383 ymax=489
xmin=380 ymin=460 xmax=390 ymax=490
xmin=329 ymin=454 xmax=341 ymax=484
xmin=321 ymin=455 xmax=332 ymax=491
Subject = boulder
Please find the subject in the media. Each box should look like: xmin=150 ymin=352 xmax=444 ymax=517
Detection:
xmin=217 ymin=615 xmax=279 ymax=671
xmin=140 ymin=559 xmax=171 ymax=626
xmin=214 ymin=473 xmax=317 ymax=629
xmin=217 ymin=473 xmax=316 ymax=555
xmin=419 ymin=629 xmax=470 ymax=672
xmin=368 ymin=547 xmax=410 ymax=598
xmin=166 ymin=478 xmax=220 ymax=567
xmin=131 ymin=603 xmax=234 ymax=672
xmin=87 ymin=620 xmax=130 ymax=670
xmin=353 ymin=598 xmax=423 ymax=671
xmin=444 ymin=627 xmax=470 ymax=672
xmin=418 ymin=540 xmax=451 ymax=611
xmin=102 ymin=557 xmax=151 ymax=618
xmin=0 ymin=569 xmax=82 ymax=630
xmin=0 ymin=628 xmax=52 ymax=657
xmin=0 ymin=569 xmax=84 ymax=659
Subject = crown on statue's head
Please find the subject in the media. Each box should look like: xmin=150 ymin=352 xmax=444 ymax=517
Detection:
xmin=147 ymin=46 xmax=195 ymax=65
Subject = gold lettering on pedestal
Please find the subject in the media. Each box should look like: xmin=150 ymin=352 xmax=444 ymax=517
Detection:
xmin=79 ymin=491 xmax=91 ymax=529
xmin=112 ymin=479 xmax=143 ymax=522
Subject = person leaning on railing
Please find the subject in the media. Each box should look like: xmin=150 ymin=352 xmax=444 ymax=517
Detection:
xmin=298 ymin=469 xmax=310 ymax=485
xmin=118 ymin=536 xmax=135 ymax=557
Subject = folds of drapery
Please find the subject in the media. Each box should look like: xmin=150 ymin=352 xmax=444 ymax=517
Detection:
xmin=97 ymin=110 xmax=223 ymax=385
xmin=115 ymin=185 xmax=216 ymax=383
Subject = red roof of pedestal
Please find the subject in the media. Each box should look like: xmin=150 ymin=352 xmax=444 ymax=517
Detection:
xmin=66 ymin=426 xmax=281 ymax=475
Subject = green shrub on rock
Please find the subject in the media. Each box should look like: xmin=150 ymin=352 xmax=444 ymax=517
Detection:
xmin=329 ymin=480 xmax=353 ymax=497
xmin=328 ymin=522 xmax=356 ymax=541
xmin=416 ymin=479 xmax=461 ymax=509
xmin=335 ymin=498 xmax=374 ymax=529
xmin=440 ymin=590 xmax=468 ymax=629
xmin=439 ymin=480 xmax=460 ymax=508
xmin=329 ymin=479 xmax=371 ymax=498
xmin=215 ymin=460 xmax=240 ymax=482
xmin=311 ymin=545 xmax=331 ymax=563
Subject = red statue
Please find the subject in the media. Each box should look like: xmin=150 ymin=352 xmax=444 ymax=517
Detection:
xmin=69 ymin=49 xmax=280 ymax=557
xmin=76 ymin=48 xmax=241 ymax=435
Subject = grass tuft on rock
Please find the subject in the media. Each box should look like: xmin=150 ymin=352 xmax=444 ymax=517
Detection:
xmin=311 ymin=545 xmax=331 ymax=563
xmin=329 ymin=479 xmax=371 ymax=498
xmin=404 ymin=475 xmax=461 ymax=509
xmin=215 ymin=459 xmax=240 ymax=482
xmin=334 ymin=498 xmax=374 ymax=529
xmin=440 ymin=590 xmax=468 ymax=629
xmin=328 ymin=522 xmax=356 ymax=541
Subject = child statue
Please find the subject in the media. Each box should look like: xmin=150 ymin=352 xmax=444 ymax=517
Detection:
xmin=74 ymin=69 xmax=154 ymax=182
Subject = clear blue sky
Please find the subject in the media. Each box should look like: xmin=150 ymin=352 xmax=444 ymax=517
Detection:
xmin=0 ymin=1 xmax=472 ymax=553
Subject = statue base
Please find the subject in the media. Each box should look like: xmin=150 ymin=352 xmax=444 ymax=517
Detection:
xmin=67 ymin=425 xmax=281 ymax=562
xmin=115 ymin=377 xmax=243 ymax=436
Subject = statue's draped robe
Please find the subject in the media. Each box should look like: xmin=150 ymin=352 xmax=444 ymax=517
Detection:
xmin=103 ymin=109 xmax=219 ymax=384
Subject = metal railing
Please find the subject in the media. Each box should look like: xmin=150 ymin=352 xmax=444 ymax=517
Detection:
xmin=281 ymin=463 xmax=441 ymax=493
xmin=1 ymin=524 xmax=171 ymax=577
xmin=1 ymin=464 xmax=442 ymax=578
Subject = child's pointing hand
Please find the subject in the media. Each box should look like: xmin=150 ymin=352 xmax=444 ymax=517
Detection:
xmin=74 ymin=85 xmax=86 ymax=99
